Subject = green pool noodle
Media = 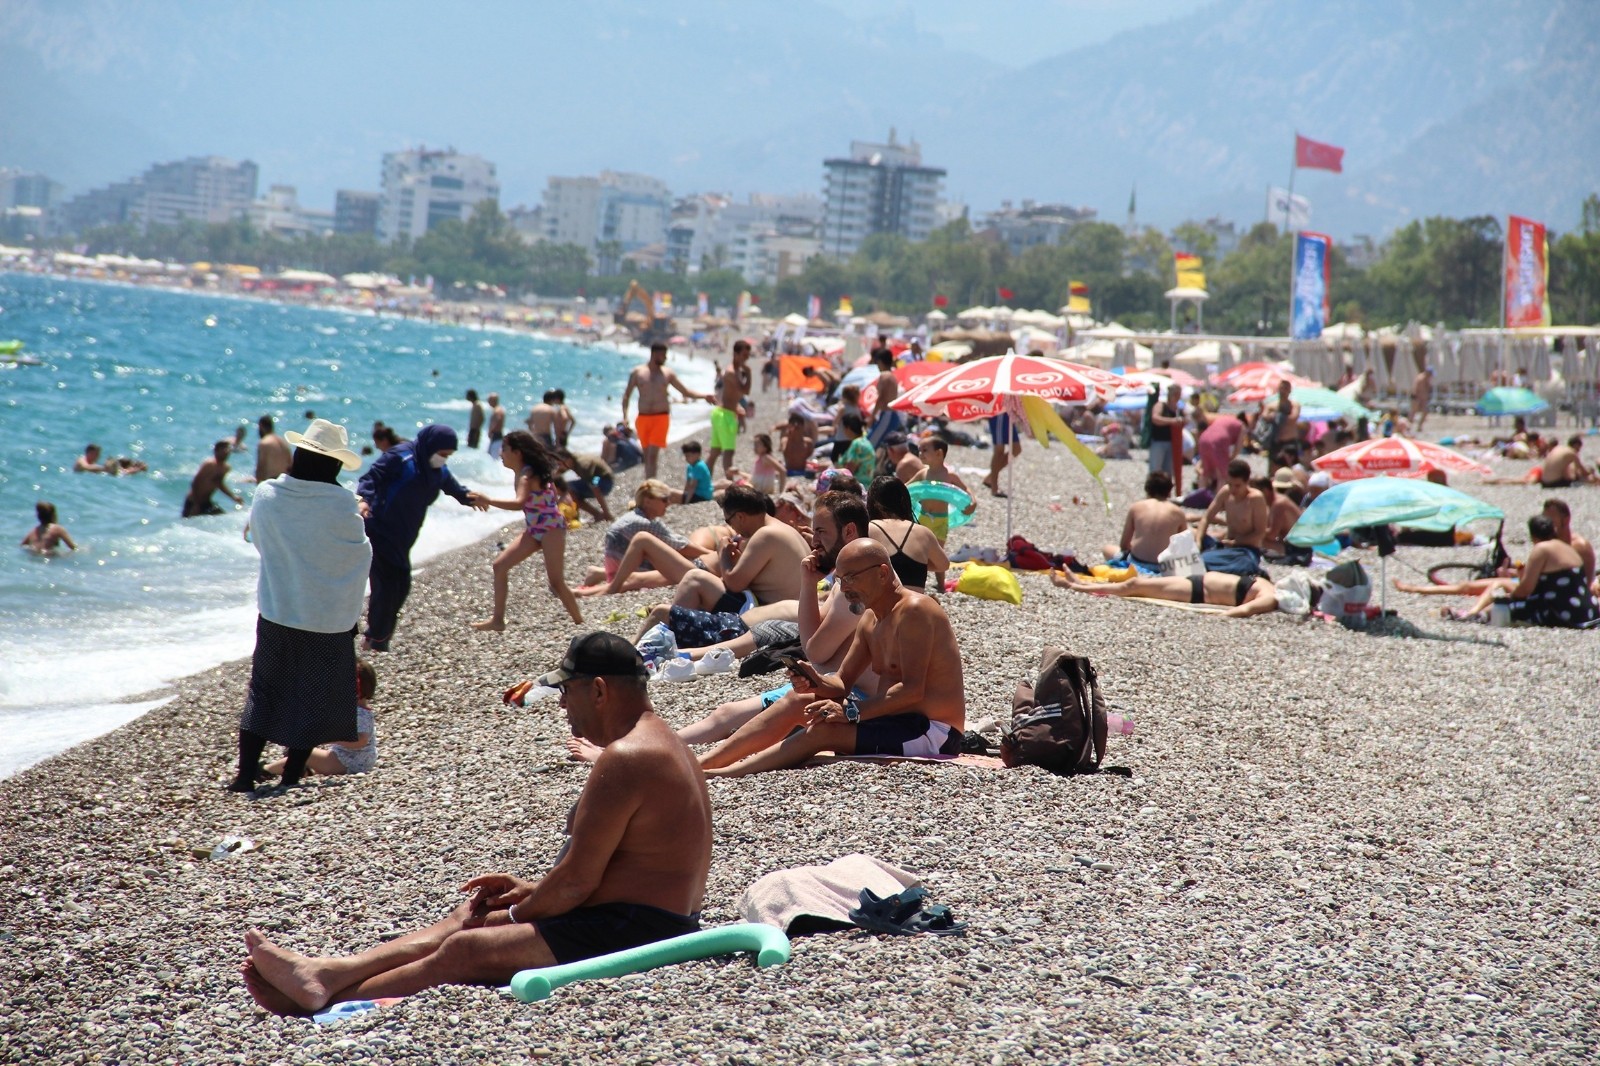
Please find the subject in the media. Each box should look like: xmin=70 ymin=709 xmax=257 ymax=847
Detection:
xmin=907 ymin=481 xmax=976 ymax=530
xmin=509 ymin=922 xmax=791 ymax=1002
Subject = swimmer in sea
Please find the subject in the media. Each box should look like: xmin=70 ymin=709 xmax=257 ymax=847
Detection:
xmin=21 ymin=501 xmax=76 ymax=555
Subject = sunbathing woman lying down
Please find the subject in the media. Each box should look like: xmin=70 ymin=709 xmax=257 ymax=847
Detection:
xmin=1052 ymin=569 xmax=1279 ymax=618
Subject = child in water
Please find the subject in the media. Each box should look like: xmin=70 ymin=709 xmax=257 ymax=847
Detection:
xmin=264 ymin=658 xmax=378 ymax=779
xmin=20 ymin=501 xmax=76 ymax=555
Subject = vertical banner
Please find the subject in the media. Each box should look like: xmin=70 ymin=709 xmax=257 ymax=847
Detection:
xmin=837 ymin=296 xmax=853 ymax=317
xmin=806 ymin=294 xmax=822 ymax=320
xmin=735 ymin=291 xmax=751 ymax=320
xmin=1504 ymin=215 xmax=1550 ymax=328
xmin=653 ymin=291 xmax=673 ymax=317
xmin=696 ymin=291 xmax=708 ymax=317
xmin=1291 ymin=231 xmax=1332 ymax=341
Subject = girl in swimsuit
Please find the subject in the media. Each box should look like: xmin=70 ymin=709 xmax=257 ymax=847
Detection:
xmin=749 ymin=434 xmax=785 ymax=496
xmin=20 ymin=501 xmax=77 ymax=556
xmin=470 ymin=431 xmax=584 ymax=629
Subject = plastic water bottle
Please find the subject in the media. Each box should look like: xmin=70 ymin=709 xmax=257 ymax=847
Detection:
xmin=1489 ymin=594 xmax=1511 ymax=628
xmin=1106 ymin=713 xmax=1135 ymax=736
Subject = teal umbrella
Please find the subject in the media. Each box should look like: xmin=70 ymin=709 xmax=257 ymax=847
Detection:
xmin=1288 ymin=478 xmax=1504 ymax=611
xmin=1475 ymin=386 xmax=1548 ymax=416
xmin=1290 ymin=386 xmax=1377 ymax=422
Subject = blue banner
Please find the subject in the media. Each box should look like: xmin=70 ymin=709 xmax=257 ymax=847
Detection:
xmin=1291 ymin=231 xmax=1331 ymax=340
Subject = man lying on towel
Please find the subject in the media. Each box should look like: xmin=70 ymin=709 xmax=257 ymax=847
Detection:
xmin=241 ymin=633 xmax=712 ymax=1016
xmin=700 ymin=540 xmax=966 ymax=777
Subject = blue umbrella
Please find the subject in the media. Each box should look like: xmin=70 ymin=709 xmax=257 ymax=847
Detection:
xmin=1288 ymin=478 xmax=1504 ymax=612
xmin=1476 ymin=386 xmax=1548 ymax=417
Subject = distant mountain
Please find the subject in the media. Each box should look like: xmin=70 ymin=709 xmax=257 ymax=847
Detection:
xmin=930 ymin=0 xmax=1598 ymax=234
xmin=1 ymin=0 xmax=1595 ymax=238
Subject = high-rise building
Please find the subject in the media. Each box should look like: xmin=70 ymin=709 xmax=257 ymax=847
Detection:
xmin=56 ymin=156 xmax=258 ymax=234
xmin=377 ymin=148 xmax=499 ymax=244
xmin=334 ymin=190 xmax=380 ymax=237
xmin=666 ymin=192 xmax=823 ymax=277
xmin=540 ymin=171 xmax=671 ymax=272
xmin=249 ymin=185 xmax=333 ymax=237
xmin=821 ymin=130 xmax=944 ymax=259
xmin=0 ymin=168 xmax=64 ymax=211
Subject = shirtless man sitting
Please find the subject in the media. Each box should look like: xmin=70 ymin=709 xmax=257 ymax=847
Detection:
xmin=1102 ymin=470 xmax=1188 ymax=575
xmin=1195 ymin=459 xmax=1268 ymax=576
xmin=241 ymin=632 xmax=712 ymax=1016
xmin=622 ymin=342 xmax=713 ymax=480
xmin=1052 ymin=568 xmax=1279 ymax=619
xmin=699 ymin=538 xmax=966 ymax=778
xmin=667 ymin=484 xmax=809 ymax=613
xmin=570 ymin=491 xmax=876 ymax=763
xmin=1539 ymin=436 xmax=1597 ymax=488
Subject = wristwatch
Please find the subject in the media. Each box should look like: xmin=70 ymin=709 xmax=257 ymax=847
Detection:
xmin=843 ymin=698 xmax=861 ymax=724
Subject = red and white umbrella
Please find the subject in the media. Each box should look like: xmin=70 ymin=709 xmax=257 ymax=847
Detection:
xmin=860 ymin=361 xmax=952 ymax=414
xmin=890 ymin=352 xmax=1123 ymax=422
xmin=1147 ymin=366 xmax=1205 ymax=388
xmin=1225 ymin=367 xmax=1318 ymax=405
xmin=1213 ymin=359 xmax=1294 ymax=386
xmin=1311 ymin=437 xmax=1494 ymax=481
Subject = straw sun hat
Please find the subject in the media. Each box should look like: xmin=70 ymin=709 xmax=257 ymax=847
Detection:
xmin=285 ymin=418 xmax=362 ymax=470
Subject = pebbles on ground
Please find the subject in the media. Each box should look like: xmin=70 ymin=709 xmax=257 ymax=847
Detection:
xmin=1 ymin=413 xmax=1596 ymax=1064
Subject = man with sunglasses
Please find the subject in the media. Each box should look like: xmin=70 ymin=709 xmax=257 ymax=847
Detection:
xmin=241 ymin=633 xmax=712 ymax=1016
xmin=702 ymin=539 xmax=966 ymax=778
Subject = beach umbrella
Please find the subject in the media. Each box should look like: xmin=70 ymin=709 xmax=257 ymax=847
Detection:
xmin=1287 ymin=478 xmax=1504 ymax=611
xmin=1311 ymin=437 xmax=1494 ymax=481
xmin=1225 ymin=368 xmax=1318 ymax=405
xmin=890 ymin=352 xmax=1124 ymax=536
xmin=1148 ymin=366 xmax=1205 ymax=388
xmin=1213 ymin=360 xmax=1293 ymax=386
xmin=1289 ymin=386 xmax=1377 ymax=422
xmin=859 ymin=361 xmax=952 ymax=413
xmin=1476 ymin=386 xmax=1549 ymax=416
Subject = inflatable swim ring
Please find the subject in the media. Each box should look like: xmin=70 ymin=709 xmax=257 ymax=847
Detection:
xmin=908 ymin=481 xmax=975 ymax=530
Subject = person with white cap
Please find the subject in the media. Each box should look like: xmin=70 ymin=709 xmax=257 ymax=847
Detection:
xmin=227 ymin=419 xmax=370 ymax=793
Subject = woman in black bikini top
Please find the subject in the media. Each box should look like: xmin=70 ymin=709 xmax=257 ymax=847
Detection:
xmin=866 ymin=476 xmax=948 ymax=593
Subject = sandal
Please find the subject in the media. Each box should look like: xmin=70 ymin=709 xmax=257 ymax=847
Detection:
xmin=849 ymin=886 xmax=968 ymax=937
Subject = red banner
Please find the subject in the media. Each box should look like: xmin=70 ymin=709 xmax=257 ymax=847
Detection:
xmin=996 ymin=286 xmax=1015 ymax=302
xmin=1504 ymin=215 xmax=1549 ymax=329
xmin=1295 ymin=134 xmax=1344 ymax=173
xmin=933 ymin=294 xmax=949 ymax=307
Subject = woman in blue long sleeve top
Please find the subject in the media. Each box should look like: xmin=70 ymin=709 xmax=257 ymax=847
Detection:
xmin=355 ymin=424 xmax=485 ymax=650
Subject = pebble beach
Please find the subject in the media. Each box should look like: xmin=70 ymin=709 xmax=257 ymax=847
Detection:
xmin=2 ymin=415 xmax=1597 ymax=1064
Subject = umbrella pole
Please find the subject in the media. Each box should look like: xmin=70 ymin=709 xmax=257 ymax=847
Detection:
xmin=1007 ymin=434 xmax=1015 ymax=542
xmin=1381 ymin=554 xmax=1387 ymax=615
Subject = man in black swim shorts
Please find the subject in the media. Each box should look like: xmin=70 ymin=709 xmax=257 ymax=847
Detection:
xmin=242 ymin=633 xmax=713 ymax=1015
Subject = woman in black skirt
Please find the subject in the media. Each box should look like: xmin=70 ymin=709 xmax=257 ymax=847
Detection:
xmin=228 ymin=419 xmax=371 ymax=792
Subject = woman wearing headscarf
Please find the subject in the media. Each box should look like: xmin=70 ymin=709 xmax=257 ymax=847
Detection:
xmin=228 ymin=420 xmax=370 ymax=792
xmin=355 ymin=423 xmax=486 ymax=651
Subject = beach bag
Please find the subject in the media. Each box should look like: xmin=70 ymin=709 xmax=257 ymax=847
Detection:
xmin=1158 ymin=530 xmax=1205 ymax=578
xmin=954 ymin=562 xmax=1023 ymax=605
xmin=1001 ymin=647 xmax=1107 ymax=776
xmin=1005 ymin=535 xmax=1054 ymax=572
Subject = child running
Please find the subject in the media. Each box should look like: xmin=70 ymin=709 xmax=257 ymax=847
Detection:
xmin=908 ymin=437 xmax=977 ymax=547
xmin=469 ymin=430 xmax=583 ymax=629
xmin=263 ymin=659 xmax=379 ymax=779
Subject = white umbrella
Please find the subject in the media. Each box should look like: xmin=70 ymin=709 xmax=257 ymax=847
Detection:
xmin=1170 ymin=340 xmax=1222 ymax=366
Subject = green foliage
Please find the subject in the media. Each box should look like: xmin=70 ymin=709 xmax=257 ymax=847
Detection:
xmin=41 ymin=197 xmax=1600 ymax=327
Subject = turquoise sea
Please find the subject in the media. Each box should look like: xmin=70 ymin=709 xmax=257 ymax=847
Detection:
xmin=0 ymin=273 xmax=709 ymax=777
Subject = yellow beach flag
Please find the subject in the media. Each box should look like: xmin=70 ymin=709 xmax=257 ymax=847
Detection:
xmin=1067 ymin=280 xmax=1091 ymax=314
xmin=838 ymin=296 xmax=854 ymax=316
xmin=1020 ymin=395 xmax=1111 ymax=514
xmin=1174 ymin=252 xmax=1206 ymax=291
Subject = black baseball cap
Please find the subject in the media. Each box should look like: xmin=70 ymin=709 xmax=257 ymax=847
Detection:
xmin=536 ymin=632 xmax=648 ymax=688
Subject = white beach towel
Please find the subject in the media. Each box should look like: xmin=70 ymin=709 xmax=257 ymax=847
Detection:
xmin=252 ymin=477 xmax=371 ymax=633
xmin=738 ymin=853 xmax=921 ymax=933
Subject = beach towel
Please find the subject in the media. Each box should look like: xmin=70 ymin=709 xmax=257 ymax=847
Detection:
xmin=738 ymin=854 xmax=921 ymax=935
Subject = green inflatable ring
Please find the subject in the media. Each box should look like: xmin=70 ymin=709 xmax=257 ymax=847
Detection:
xmin=509 ymin=922 xmax=791 ymax=1002
xmin=907 ymin=481 xmax=975 ymax=530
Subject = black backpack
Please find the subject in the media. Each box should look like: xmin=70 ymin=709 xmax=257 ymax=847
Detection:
xmin=1000 ymin=647 xmax=1108 ymax=776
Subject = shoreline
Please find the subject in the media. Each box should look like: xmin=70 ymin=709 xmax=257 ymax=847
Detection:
xmin=3 ymin=404 xmax=1597 ymax=1059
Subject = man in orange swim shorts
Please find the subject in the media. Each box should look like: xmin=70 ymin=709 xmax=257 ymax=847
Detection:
xmin=621 ymin=342 xmax=713 ymax=480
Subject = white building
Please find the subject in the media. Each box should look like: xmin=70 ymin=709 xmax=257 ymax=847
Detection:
xmin=821 ymin=130 xmax=944 ymax=259
xmin=668 ymin=192 xmax=823 ymax=279
xmin=540 ymin=171 xmax=671 ymax=272
xmin=377 ymin=148 xmax=499 ymax=244
xmin=249 ymin=185 xmax=333 ymax=238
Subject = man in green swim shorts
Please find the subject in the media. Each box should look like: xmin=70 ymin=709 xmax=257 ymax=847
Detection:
xmin=708 ymin=341 xmax=751 ymax=477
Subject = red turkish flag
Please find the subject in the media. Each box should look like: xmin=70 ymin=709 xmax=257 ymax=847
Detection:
xmin=1295 ymin=134 xmax=1344 ymax=172
xmin=933 ymin=294 xmax=949 ymax=307
xmin=997 ymin=286 xmax=1015 ymax=301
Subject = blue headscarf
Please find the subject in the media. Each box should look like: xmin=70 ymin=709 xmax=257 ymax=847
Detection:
xmin=412 ymin=424 xmax=459 ymax=483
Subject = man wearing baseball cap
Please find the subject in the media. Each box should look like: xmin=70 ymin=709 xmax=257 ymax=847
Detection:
xmin=241 ymin=632 xmax=712 ymax=1016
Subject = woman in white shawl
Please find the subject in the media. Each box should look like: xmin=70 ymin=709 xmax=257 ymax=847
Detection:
xmin=227 ymin=420 xmax=371 ymax=792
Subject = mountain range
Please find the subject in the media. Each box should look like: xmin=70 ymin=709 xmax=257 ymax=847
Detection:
xmin=1 ymin=0 xmax=1595 ymax=239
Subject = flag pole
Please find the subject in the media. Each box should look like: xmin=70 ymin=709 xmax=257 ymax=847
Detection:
xmin=1285 ymin=135 xmax=1299 ymax=342
xmin=1498 ymin=215 xmax=1508 ymax=379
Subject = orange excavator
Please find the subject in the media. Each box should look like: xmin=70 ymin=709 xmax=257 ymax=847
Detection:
xmin=615 ymin=280 xmax=675 ymax=345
